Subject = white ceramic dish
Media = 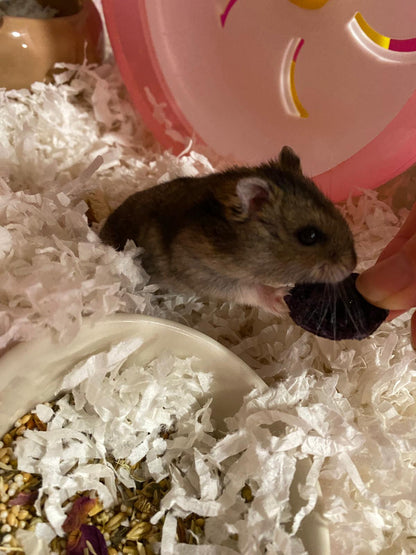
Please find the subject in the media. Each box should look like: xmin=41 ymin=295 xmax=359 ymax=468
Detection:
xmin=0 ymin=314 xmax=266 ymax=433
xmin=0 ymin=314 xmax=330 ymax=554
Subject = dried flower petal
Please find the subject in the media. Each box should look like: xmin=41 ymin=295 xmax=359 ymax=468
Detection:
xmin=9 ymin=490 xmax=38 ymax=506
xmin=67 ymin=524 xmax=108 ymax=555
xmin=63 ymin=497 xmax=98 ymax=534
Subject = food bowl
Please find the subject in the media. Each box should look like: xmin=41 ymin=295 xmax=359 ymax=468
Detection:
xmin=0 ymin=314 xmax=330 ymax=553
xmin=0 ymin=314 xmax=267 ymax=433
xmin=102 ymin=0 xmax=416 ymax=202
xmin=0 ymin=0 xmax=104 ymax=90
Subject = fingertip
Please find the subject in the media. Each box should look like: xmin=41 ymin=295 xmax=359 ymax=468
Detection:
xmin=355 ymin=268 xmax=380 ymax=304
xmin=356 ymin=253 xmax=414 ymax=307
xmin=411 ymin=311 xmax=416 ymax=350
xmin=355 ymin=271 xmax=366 ymax=293
xmin=386 ymin=309 xmax=404 ymax=322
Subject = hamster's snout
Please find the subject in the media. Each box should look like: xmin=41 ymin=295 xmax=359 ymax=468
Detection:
xmin=309 ymin=246 xmax=357 ymax=284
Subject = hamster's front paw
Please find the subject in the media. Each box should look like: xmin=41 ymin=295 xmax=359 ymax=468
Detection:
xmin=257 ymin=285 xmax=290 ymax=315
xmin=235 ymin=284 xmax=290 ymax=315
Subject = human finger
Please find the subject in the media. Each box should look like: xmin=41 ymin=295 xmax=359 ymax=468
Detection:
xmin=378 ymin=202 xmax=416 ymax=262
xmin=356 ymin=232 xmax=416 ymax=310
xmin=411 ymin=311 xmax=416 ymax=350
xmin=386 ymin=309 xmax=404 ymax=322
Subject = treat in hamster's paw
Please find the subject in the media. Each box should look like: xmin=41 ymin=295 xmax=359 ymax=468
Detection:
xmin=284 ymin=273 xmax=389 ymax=340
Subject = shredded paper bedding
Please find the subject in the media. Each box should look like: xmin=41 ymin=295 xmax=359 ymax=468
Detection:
xmin=2 ymin=3 xmax=416 ymax=553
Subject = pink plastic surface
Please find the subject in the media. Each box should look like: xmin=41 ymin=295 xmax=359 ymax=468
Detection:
xmin=102 ymin=0 xmax=416 ymax=202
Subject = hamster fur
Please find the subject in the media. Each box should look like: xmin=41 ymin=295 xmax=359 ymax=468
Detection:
xmin=100 ymin=146 xmax=357 ymax=314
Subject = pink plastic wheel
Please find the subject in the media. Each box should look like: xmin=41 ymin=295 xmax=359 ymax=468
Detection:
xmin=102 ymin=0 xmax=416 ymax=202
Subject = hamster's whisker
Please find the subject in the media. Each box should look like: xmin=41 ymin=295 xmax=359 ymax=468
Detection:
xmin=338 ymin=282 xmax=363 ymax=336
xmin=323 ymin=284 xmax=337 ymax=340
xmin=330 ymin=284 xmax=337 ymax=343
xmin=310 ymin=286 xmax=331 ymax=335
xmin=295 ymin=291 xmax=325 ymax=331
xmin=316 ymin=287 xmax=329 ymax=334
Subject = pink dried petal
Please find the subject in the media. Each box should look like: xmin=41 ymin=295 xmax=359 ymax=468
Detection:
xmin=67 ymin=524 xmax=108 ymax=555
xmin=63 ymin=496 xmax=97 ymax=534
xmin=9 ymin=491 xmax=38 ymax=506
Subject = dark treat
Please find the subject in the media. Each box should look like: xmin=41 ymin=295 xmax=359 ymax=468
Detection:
xmin=284 ymin=273 xmax=389 ymax=341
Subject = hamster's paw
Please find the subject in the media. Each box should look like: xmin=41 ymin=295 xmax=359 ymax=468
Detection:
xmin=235 ymin=284 xmax=289 ymax=315
xmin=257 ymin=284 xmax=290 ymax=315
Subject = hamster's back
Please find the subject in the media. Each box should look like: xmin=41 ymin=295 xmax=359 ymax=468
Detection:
xmin=99 ymin=175 xmax=211 ymax=250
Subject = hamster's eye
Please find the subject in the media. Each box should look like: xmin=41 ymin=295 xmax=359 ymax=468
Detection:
xmin=296 ymin=226 xmax=325 ymax=246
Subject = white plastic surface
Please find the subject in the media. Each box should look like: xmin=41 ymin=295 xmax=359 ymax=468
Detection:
xmin=145 ymin=0 xmax=416 ymax=174
xmin=103 ymin=0 xmax=416 ymax=201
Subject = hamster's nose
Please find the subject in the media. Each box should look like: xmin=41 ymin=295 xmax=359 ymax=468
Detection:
xmin=330 ymin=247 xmax=356 ymax=271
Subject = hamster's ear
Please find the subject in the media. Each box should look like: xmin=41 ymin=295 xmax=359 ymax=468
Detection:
xmin=236 ymin=176 xmax=271 ymax=217
xmin=278 ymin=146 xmax=302 ymax=174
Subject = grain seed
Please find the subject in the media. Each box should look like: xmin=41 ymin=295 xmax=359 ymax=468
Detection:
xmin=125 ymin=521 xmax=152 ymax=541
xmin=6 ymin=514 xmax=17 ymax=528
xmin=105 ymin=511 xmax=126 ymax=532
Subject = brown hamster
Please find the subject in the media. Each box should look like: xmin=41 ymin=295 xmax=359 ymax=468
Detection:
xmin=100 ymin=146 xmax=356 ymax=314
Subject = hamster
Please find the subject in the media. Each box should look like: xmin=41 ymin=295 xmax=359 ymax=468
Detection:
xmin=100 ymin=146 xmax=357 ymax=314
